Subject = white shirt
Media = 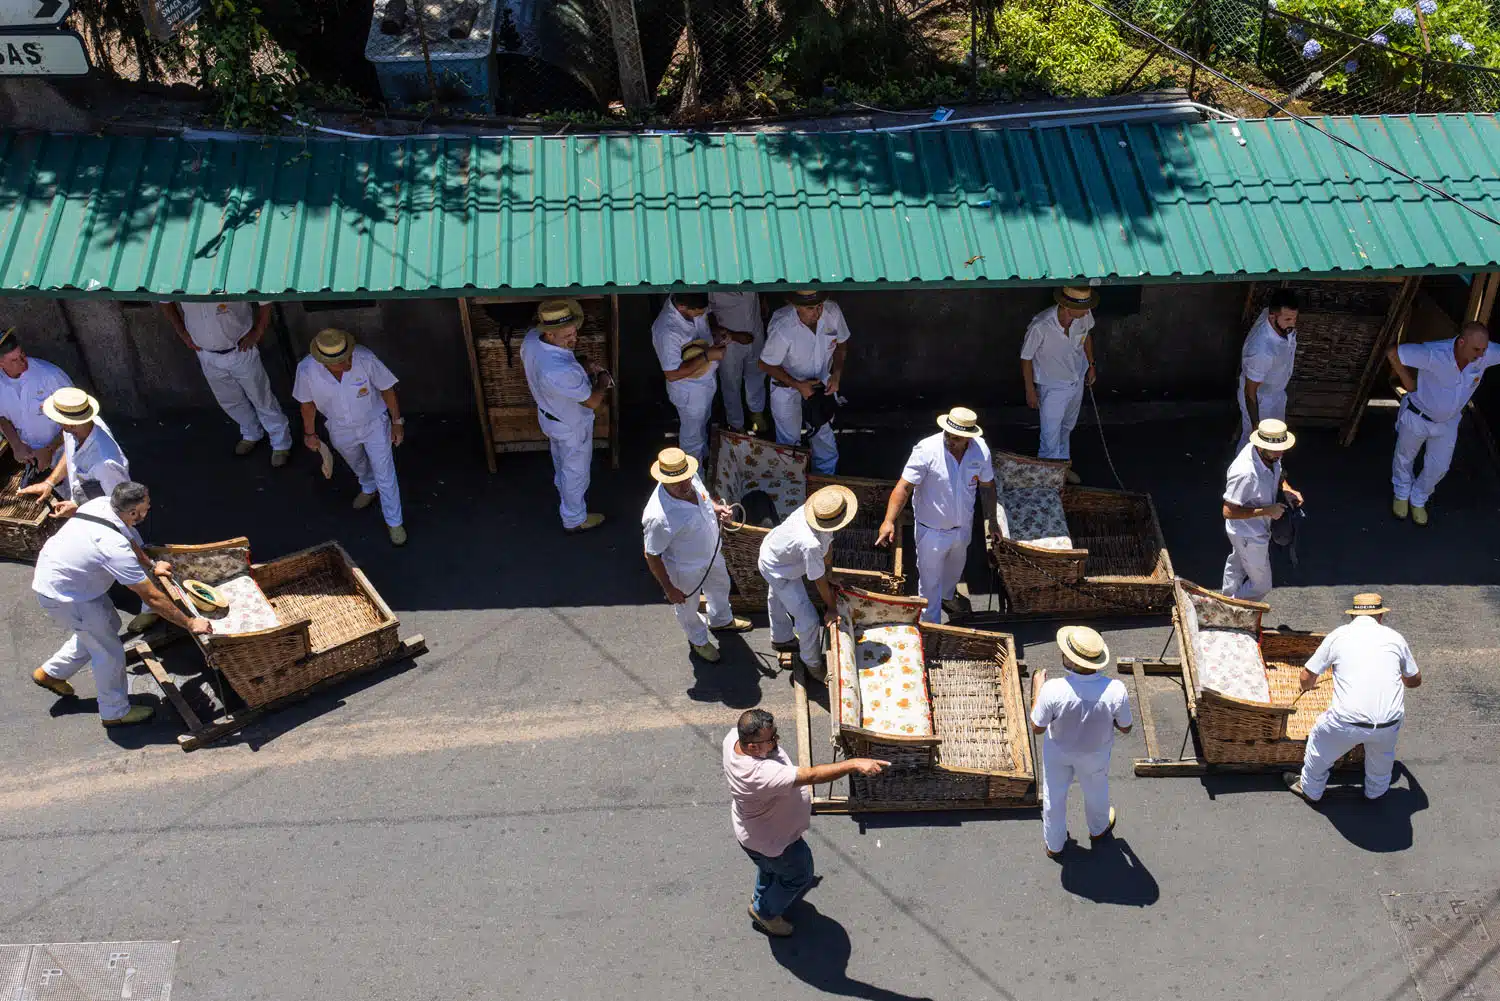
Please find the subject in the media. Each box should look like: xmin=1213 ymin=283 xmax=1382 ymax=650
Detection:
xmin=519 ymin=329 xmax=595 ymax=431
xmin=1030 ymin=670 xmax=1132 ymax=754
xmin=292 ymin=346 xmax=398 ymax=433
xmin=901 ymin=432 xmax=994 ymax=532
xmin=1239 ymin=309 xmax=1297 ymax=398
xmin=708 ymin=291 xmax=763 ymax=337
xmin=642 ymin=475 xmax=720 ymax=577
xmin=1222 ymin=442 xmax=1280 ymax=542
xmin=651 ymin=299 xmax=718 ymax=388
xmin=0 ymin=356 xmax=70 ymax=449
xmin=32 ymin=496 xmax=145 ymax=602
xmin=1020 ymin=306 xmax=1094 ymax=388
xmin=1305 ymin=615 xmax=1419 ymax=726
xmin=757 ymin=504 xmax=834 ymax=582
xmin=761 ymin=301 xmax=852 ymax=384
xmin=1397 ymin=337 xmax=1500 ymax=424
xmin=174 ymin=301 xmax=262 ymax=352
xmin=64 ymin=417 xmax=130 ymax=503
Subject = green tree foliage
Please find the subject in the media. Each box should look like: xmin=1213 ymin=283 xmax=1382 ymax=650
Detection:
xmin=983 ymin=0 xmax=1129 ymax=97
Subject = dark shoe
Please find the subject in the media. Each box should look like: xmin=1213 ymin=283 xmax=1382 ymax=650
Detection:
xmin=771 ymin=639 xmax=799 ymax=653
xmin=941 ymin=594 xmax=972 ymax=616
xmin=1283 ymin=772 xmax=1314 ymax=802
xmin=747 ymin=904 xmax=793 ymax=937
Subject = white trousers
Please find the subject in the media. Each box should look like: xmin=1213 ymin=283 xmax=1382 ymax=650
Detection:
xmin=1391 ymin=406 xmax=1459 ymax=508
xmin=762 ymin=570 xmax=822 ymax=668
xmin=915 ymin=523 xmax=969 ymax=624
xmin=1237 ymin=388 xmax=1287 ymax=452
xmin=1299 ymin=712 xmax=1402 ymax=800
xmin=542 ymin=415 xmax=594 ymax=529
xmin=1222 ymin=532 xmax=1272 ymax=601
xmin=1038 ymin=381 xmax=1084 ymax=460
xmin=666 ymin=379 xmax=716 ymax=465
xmin=668 ymin=553 xmax=734 ymax=646
xmin=198 ymin=349 xmax=292 ymax=450
xmin=769 ymin=384 xmax=837 ymax=474
xmin=1041 ymin=737 xmax=1113 ymax=853
xmin=330 ymin=416 xmax=402 ymax=527
xmin=718 ymin=338 xmax=767 ymax=430
xmin=37 ymin=593 xmax=130 ymax=720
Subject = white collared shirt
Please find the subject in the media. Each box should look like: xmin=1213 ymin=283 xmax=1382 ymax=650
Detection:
xmin=642 ymin=474 xmax=720 ymax=577
xmin=292 ymin=346 xmax=398 ymax=433
xmin=901 ymin=432 xmax=994 ymax=532
xmin=757 ymin=504 xmax=834 ymax=582
xmin=761 ymin=301 xmax=852 ymax=384
xmin=0 ymin=357 xmax=70 ymax=449
xmin=519 ymin=328 xmax=595 ymax=431
xmin=32 ymin=496 xmax=145 ymax=602
xmin=708 ymin=291 xmax=763 ymax=338
xmin=1239 ymin=308 xmax=1297 ymax=396
xmin=1305 ymin=615 xmax=1419 ymax=726
xmin=1020 ymin=306 xmax=1094 ymax=388
xmin=1222 ymin=442 xmax=1280 ymax=542
xmin=651 ymin=299 xmax=717 ymax=388
xmin=1397 ymin=337 xmax=1500 ymax=423
xmin=64 ymin=417 xmax=130 ymax=503
xmin=1030 ymin=670 xmax=1132 ymax=754
xmin=174 ymin=301 xmax=263 ymax=351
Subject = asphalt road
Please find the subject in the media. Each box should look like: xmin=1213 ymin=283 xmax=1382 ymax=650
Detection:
xmin=1 ymin=406 xmax=1497 ymax=1001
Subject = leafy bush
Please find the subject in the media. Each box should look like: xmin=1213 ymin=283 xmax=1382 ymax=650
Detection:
xmin=771 ymin=0 xmax=938 ymax=94
xmin=983 ymin=0 xmax=1130 ymax=97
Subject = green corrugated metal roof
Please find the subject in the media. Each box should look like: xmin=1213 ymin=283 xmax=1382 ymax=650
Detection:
xmin=2 ymin=114 xmax=1499 ymax=298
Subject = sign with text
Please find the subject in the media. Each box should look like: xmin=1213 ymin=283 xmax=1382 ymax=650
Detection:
xmin=0 ymin=30 xmax=90 ymax=75
xmin=0 ymin=0 xmax=71 ymax=28
xmin=140 ymin=0 xmax=199 ymax=39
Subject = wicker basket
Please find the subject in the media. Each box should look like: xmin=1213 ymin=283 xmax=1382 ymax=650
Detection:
xmin=0 ymin=441 xmax=58 ymax=561
xmin=156 ymin=538 xmax=400 ymax=709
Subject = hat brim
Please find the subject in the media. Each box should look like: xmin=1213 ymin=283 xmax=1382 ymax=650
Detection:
xmin=804 ymin=484 xmax=859 ymax=533
xmin=1054 ymin=288 xmax=1100 ymax=310
xmin=788 ymin=292 xmax=828 ymax=307
xmin=1057 ymin=626 xmax=1111 ymax=671
xmin=42 ymin=393 xmax=100 ymax=426
xmin=651 ymin=454 xmax=700 ymax=484
xmin=1345 ymin=606 xmax=1390 ymax=616
xmin=937 ymin=415 xmax=983 ymax=438
xmin=312 ymin=346 xmax=355 ymax=366
xmin=538 ymin=300 xmax=585 ymax=329
xmin=182 ymin=579 xmax=229 ymax=612
xmin=1249 ymin=432 xmax=1297 ymax=451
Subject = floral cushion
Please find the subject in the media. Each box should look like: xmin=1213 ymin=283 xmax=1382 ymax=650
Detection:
xmin=999 ymin=487 xmax=1073 ymax=550
xmin=996 ymin=452 xmax=1068 ymax=492
xmin=1189 ymin=590 xmax=1262 ymax=630
xmin=714 ymin=429 xmax=808 ymax=521
xmin=202 ymin=573 xmax=281 ymax=636
xmin=1195 ymin=627 xmax=1271 ymax=703
xmin=854 ymin=624 xmax=934 ymax=737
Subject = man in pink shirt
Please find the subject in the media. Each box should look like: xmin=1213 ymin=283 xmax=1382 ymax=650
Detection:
xmin=723 ymin=708 xmax=888 ymax=936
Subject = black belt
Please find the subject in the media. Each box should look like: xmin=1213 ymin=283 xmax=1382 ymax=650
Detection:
xmin=1405 ymin=401 xmax=1434 ymax=422
xmin=917 ymin=521 xmax=961 ymax=532
xmin=203 ymin=346 xmax=237 ymax=354
xmin=1347 ymin=717 xmax=1401 ymax=729
xmin=539 ymin=408 xmax=560 ymax=423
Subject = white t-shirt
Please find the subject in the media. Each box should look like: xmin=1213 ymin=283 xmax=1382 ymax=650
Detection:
xmin=901 ymin=432 xmax=994 ymax=532
xmin=1397 ymin=337 xmax=1500 ymax=424
xmin=1239 ymin=309 xmax=1297 ymax=397
xmin=1020 ymin=306 xmax=1094 ymax=388
xmin=1222 ymin=442 xmax=1281 ymax=542
xmin=32 ymin=496 xmax=146 ymax=602
xmin=761 ymin=301 xmax=852 ymax=384
xmin=708 ymin=291 xmax=763 ymax=338
xmin=0 ymin=356 xmax=70 ymax=449
xmin=175 ymin=301 xmax=262 ymax=351
xmin=757 ymin=504 xmax=833 ymax=582
xmin=1030 ymin=670 xmax=1132 ymax=754
xmin=641 ymin=475 xmax=720 ymax=577
xmin=292 ymin=346 xmax=398 ymax=433
xmin=651 ymin=299 xmax=717 ymax=389
xmin=722 ymin=729 xmax=811 ymax=857
xmin=63 ymin=417 xmax=130 ymax=503
xmin=519 ymin=329 xmax=595 ymax=432
xmin=1305 ymin=615 xmax=1419 ymax=726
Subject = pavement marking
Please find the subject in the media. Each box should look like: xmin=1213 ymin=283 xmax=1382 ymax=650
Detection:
xmin=1383 ymin=889 xmax=1500 ymax=1000
xmin=0 ymin=698 xmax=736 ymax=815
xmin=1 ymin=940 xmax=177 ymax=1001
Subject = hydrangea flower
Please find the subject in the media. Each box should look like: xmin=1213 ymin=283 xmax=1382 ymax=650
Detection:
xmin=1449 ymin=31 xmax=1465 ymax=45
xmin=1288 ymin=26 xmax=1306 ymax=43
xmin=1392 ymin=7 xmax=1416 ymax=25
xmin=1418 ymin=0 xmax=1437 ymax=13
xmin=1302 ymin=38 xmax=1323 ymax=58
xmin=1370 ymin=31 xmax=1389 ymax=45
xmin=1345 ymin=58 xmax=1360 ymax=72
xmin=1462 ymin=38 xmax=1476 ymax=53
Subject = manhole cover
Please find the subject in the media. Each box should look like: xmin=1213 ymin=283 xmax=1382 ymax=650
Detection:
xmin=1384 ymin=891 xmax=1499 ymax=1000
xmin=2 ymin=941 xmax=177 ymax=1001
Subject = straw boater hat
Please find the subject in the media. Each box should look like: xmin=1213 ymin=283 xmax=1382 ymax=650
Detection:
xmin=181 ymin=579 xmax=229 ymax=613
xmin=1346 ymin=592 xmax=1390 ymax=616
xmin=804 ymin=484 xmax=858 ymax=533
xmin=679 ymin=339 xmax=712 ymax=363
xmin=650 ymin=447 xmax=698 ymax=485
xmin=309 ymin=328 xmax=356 ymax=367
xmin=536 ymin=299 xmax=584 ymax=330
xmin=42 ymin=387 xmax=100 ymax=426
xmin=937 ymin=406 xmax=983 ymax=438
xmin=1057 ymin=625 xmax=1111 ymax=672
xmin=1054 ymin=285 xmax=1100 ymax=311
xmin=787 ymin=290 xmax=827 ymax=307
xmin=1249 ymin=418 xmax=1296 ymax=452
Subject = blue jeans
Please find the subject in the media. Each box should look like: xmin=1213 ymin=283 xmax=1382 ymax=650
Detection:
xmin=742 ymin=837 xmax=815 ymax=919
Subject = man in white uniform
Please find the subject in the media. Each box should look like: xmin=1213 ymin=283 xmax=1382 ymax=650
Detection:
xmin=642 ymin=447 xmax=752 ymax=662
xmin=521 ymin=300 xmax=612 ymax=534
xmin=0 ymin=328 xmax=71 ymax=470
xmin=759 ymin=291 xmax=851 ymax=475
xmin=652 ymin=292 xmax=724 ymax=465
xmin=1237 ymin=289 xmax=1299 ymax=451
xmin=757 ymin=485 xmax=858 ymax=681
xmin=160 ymin=301 xmax=292 ymax=465
xmin=1386 ymin=321 xmax=1500 ymax=525
xmin=1021 ymin=286 xmax=1098 ymax=483
xmin=708 ymin=291 xmax=767 ymax=434
xmin=876 ymin=407 xmax=1000 ymax=623
xmin=1030 ymin=625 xmax=1132 ymax=859
xmin=1221 ymin=418 xmax=1302 ymax=601
xmin=19 ymin=388 xmax=131 ymax=518
xmin=30 ymin=481 xmax=210 ymax=728
xmin=1286 ymin=593 xmax=1420 ymax=803
xmin=293 ymin=329 xmax=407 ymax=546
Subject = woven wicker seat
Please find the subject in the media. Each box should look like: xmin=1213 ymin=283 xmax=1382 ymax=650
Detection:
xmin=985 ymin=450 xmax=1173 ymax=617
xmin=0 ymin=440 xmax=59 ymax=561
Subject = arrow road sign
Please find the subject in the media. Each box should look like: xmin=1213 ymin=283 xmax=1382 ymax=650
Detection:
xmin=0 ymin=30 xmax=89 ymax=76
xmin=0 ymin=0 xmax=72 ymax=27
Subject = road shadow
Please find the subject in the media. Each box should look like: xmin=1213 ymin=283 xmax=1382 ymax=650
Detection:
xmin=767 ymin=901 xmax=936 ymax=1001
xmin=1312 ymin=762 xmax=1428 ymax=853
xmin=852 ymin=807 xmax=1040 ymax=833
xmin=684 ymin=631 xmax=770 ymax=709
xmin=1058 ymin=836 xmax=1160 ymax=906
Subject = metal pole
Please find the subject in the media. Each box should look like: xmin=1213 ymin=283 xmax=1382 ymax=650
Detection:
xmin=411 ymin=0 xmax=441 ymax=109
xmin=1256 ymin=0 xmax=1269 ymax=68
xmin=970 ymin=0 xmax=979 ymax=95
